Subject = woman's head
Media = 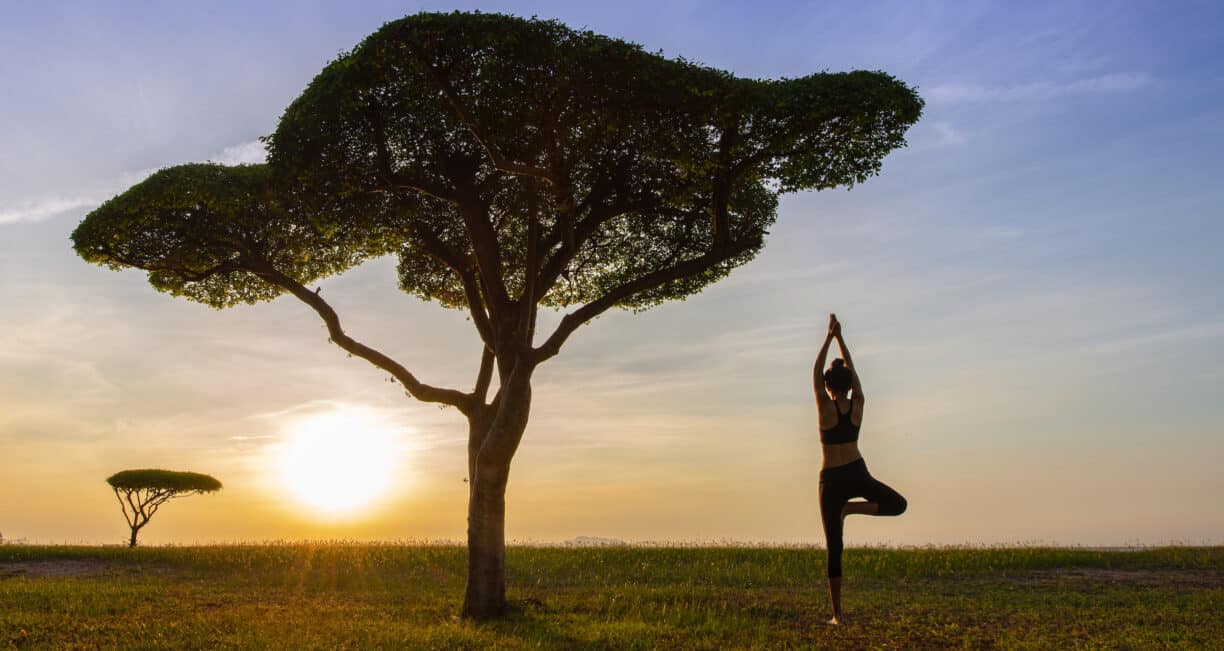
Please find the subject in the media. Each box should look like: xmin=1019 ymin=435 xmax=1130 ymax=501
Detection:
xmin=824 ymin=358 xmax=852 ymax=396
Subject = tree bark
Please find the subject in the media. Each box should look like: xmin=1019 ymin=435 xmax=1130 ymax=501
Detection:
xmin=461 ymin=370 xmax=533 ymax=620
xmin=128 ymin=526 xmax=139 ymax=547
xmin=462 ymin=457 xmax=510 ymax=619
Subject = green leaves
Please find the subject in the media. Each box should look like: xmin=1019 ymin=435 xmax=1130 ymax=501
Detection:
xmin=265 ymin=12 xmax=921 ymax=313
xmin=106 ymin=469 xmax=222 ymax=493
xmin=74 ymin=12 xmax=922 ymax=320
xmin=71 ymin=164 xmax=397 ymax=308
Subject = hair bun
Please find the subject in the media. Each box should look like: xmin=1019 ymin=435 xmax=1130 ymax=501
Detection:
xmin=831 ymin=358 xmax=845 ymax=369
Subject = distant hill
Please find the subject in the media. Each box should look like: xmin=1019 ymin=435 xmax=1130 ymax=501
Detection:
xmin=565 ymin=536 xmax=626 ymax=547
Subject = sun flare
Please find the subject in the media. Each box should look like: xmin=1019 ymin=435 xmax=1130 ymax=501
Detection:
xmin=278 ymin=409 xmax=399 ymax=515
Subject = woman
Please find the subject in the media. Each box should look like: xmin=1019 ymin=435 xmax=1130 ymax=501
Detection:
xmin=814 ymin=313 xmax=906 ymax=625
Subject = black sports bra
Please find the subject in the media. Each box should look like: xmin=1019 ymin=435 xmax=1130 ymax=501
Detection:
xmin=820 ymin=401 xmax=860 ymax=445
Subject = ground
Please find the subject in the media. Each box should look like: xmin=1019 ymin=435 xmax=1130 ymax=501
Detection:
xmin=2 ymin=545 xmax=1220 ymax=649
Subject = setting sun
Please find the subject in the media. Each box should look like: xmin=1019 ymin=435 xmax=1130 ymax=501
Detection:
xmin=278 ymin=409 xmax=399 ymax=515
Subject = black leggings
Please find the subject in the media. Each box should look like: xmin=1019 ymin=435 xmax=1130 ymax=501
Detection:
xmin=819 ymin=458 xmax=907 ymax=578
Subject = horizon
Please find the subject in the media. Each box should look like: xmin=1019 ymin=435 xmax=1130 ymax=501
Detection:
xmin=0 ymin=526 xmax=1207 ymax=550
xmin=2 ymin=1 xmax=1223 ymax=548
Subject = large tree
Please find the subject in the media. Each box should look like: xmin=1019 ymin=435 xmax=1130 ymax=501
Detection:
xmin=73 ymin=12 xmax=921 ymax=618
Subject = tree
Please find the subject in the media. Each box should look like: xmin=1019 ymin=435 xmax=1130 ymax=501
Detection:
xmin=72 ymin=12 xmax=921 ymax=618
xmin=106 ymin=469 xmax=222 ymax=547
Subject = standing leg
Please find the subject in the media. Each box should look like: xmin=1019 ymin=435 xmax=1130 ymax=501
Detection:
xmin=819 ymin=480 xmax=848 ymax=624
xmin=828 ymin=474 xmax=905 ymax=625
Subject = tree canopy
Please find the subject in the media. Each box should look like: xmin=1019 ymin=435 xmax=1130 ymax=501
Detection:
xmin=106 ymin=469 xmax=223 ymax=493
xmin=74 ymin=12 xmax=921 ymax=326
xmin=266 ymin=12 xmax=921 ymax=318
xmin=72 ymin=164 xmax=399 ymax=308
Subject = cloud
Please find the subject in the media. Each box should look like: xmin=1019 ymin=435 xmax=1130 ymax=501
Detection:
xmin=927 ymin=72 xmax=1153 ymax=103
xmin=1082 ymin=321 xmax=1224 ymax=357
xmin=0 ymin=197 xmax=103 ymax=225
xmin=0 ymin=140 xmax=267 ymax=225
xmin=209 ymin=140 xmax=267 ymax=166
xmin=932 ymin=121 xmax=967 ymax=146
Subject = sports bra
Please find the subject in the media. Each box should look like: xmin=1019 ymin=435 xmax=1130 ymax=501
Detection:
xmin=820 ymin=401 xmax=860 ymax=445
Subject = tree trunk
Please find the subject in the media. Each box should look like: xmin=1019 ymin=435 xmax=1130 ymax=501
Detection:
xmin=128 ymin=526 xmax=139 ymax=547
xmin=461 ymin=369 xmax=533 ymax=620
xmin=462 ymin=459 xmax=510 ymax=619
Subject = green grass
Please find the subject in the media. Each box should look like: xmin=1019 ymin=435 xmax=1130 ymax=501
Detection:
xmin=2 ymin=544 xmax=1220 ymax=649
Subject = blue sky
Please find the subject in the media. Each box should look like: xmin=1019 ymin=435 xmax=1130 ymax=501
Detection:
xmin=1 ymin=1 xmax=1222 ymax=545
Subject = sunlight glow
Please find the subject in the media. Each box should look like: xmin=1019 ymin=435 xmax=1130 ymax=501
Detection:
xmin=278 ymin=409 xmax=399 ymax=515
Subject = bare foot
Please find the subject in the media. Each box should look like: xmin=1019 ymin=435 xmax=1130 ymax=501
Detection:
xmin=827 ymin=613 xmax=845 ymax=625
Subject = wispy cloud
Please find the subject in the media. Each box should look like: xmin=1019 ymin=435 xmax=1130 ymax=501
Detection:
xmin=928 ymin=72 xmax=1153 ymax=103
xmin=0 ymin=197 xmax=103 ymax=225
xmin=932 ymin=121 xmax=967 ymax=146
xmin=0 ymin=140 xmax=267 ymax=225
xmin=1082 ymin=321 xmax=1224 ymax=357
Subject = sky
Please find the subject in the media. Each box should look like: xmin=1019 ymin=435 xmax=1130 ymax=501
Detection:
xmin=2 ymin=1 xmax=1222 ymax=547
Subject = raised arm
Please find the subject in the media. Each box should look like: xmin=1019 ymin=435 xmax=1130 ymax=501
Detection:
xmin=832 ymin=315 xmax=865 ymax=401
xmin=813 ymin=314 xmax=837 ymax=408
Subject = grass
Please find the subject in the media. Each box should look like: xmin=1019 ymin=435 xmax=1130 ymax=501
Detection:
xmin=2 ymin=544 xmax=1220 ymax=649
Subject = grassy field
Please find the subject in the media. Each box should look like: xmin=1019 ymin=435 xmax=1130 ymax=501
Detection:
xmin=1 ymin=544 xmax=1220 ymax=649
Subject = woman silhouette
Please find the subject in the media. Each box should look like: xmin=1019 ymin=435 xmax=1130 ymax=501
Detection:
xmin=814 ymin=313 xmax=907 ymax=625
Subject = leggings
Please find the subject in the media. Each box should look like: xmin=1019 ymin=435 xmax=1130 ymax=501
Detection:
xmin=819 ymin=458 xmax=907 ymax=578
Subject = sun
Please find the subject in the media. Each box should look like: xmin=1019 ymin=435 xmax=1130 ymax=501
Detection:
xmin=278 ymin=408 xmax=399 ymax=515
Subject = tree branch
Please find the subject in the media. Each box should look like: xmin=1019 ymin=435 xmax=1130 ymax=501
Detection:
xmin=246 ymin=260 xmax=475 ymax=414
xmin=531 ymin=234 xmax=762 ymax=363
xmin=425 ymin=65 xmax=554 ymax=183
xmin=473 ymin=346 xmax=495 ymax=404
xmin=531 ymin=196 xmax=659 ymax=304
xmin=530 ymin=155 xmax=637 ymax=298
xmin=106 ymin=255 xmax=242 ymax=284
xmin=366 ymin=101 xmax=400 ymax=189
xmin=711 ymin=123 xmax=739 ymax=248
xmin=448 ymin=190 xmax=511 ymax=314
xmin=362 ymin=105 xmax=460 ymax=204
xmin=146 ymin=489 xmax=176 ymax=519
xmin=126 ymin=489 xmax=146 ymax=527
xmin=412 ymin=227 xmax=496 ymax=346
xmin=373 ymin=182 xmax=457 ymax=205
xmin=113 ymin=488 xmax=135 ymax=529
xmin=518 ymin=192 xmax=542 ymax=349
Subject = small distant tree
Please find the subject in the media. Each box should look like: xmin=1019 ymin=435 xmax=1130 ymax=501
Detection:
xmin=106 ymin=469 xmax=222 ymax=547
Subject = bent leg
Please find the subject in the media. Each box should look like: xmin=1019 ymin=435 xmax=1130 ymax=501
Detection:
xmin=860 ymin=476 xmax=907 ymax=516
xmin=843 ymin=501 xmax=878 ymax=517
